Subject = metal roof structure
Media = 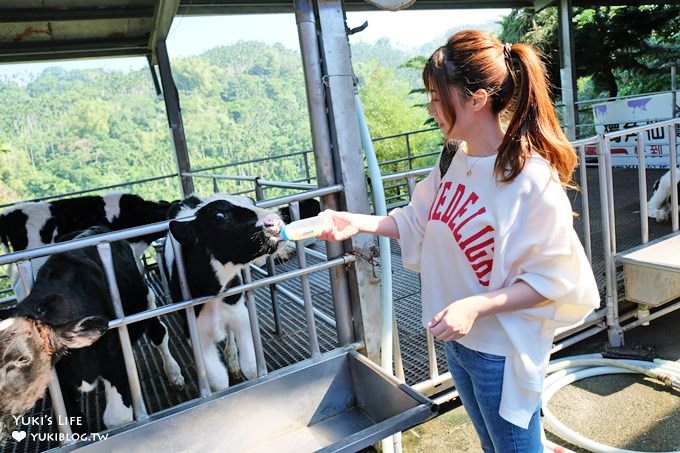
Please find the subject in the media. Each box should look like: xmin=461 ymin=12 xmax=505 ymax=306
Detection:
xmin=0 ymin=0 xmax=179 ymax=64
xmin=0 ymin=0 xmax=675 ymax=64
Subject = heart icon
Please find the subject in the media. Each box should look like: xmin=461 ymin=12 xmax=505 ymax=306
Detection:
xmin=11 ymin=431 xmax=26 ymax=442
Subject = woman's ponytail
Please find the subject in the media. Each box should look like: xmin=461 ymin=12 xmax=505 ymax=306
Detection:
xmin=498 ymin=43 xmax=577 ymax=188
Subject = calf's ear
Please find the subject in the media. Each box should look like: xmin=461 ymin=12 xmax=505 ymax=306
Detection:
xmin=169 ymin=220 xmax=196 ymax=245
xmin=55 ymin=316 xmax=108 ymax=350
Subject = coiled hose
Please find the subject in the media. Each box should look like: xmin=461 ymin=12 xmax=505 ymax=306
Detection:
xmin=542 ymin=353 xmax=680 ymax=453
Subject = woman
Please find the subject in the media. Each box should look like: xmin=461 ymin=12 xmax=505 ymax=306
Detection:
xmin=319 ymin=30 xmax=599 ymax=452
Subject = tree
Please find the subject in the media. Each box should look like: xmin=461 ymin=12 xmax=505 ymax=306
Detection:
xmin=499 ymin=5 xmax=680 ymax=97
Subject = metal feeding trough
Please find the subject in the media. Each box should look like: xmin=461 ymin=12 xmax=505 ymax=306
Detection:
xmin=618 ymin=232 xmax=680 ymax=306
xmin=60 ymin=347 xmax=437 ymax=453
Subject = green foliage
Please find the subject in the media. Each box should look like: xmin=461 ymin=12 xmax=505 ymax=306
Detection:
xmin=0 ymin=39 xmax=443 ymax=206
xmin=499 ymin=5 xmax=680 ymax=98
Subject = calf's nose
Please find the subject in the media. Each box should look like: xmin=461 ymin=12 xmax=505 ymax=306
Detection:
xmin=257 ymin=214 xmax=284 ymax=234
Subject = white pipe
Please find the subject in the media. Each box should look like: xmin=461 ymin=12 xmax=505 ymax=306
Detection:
xmin=542 ymin=354 xmax=680 ymax=453
xmin=354 ymin=92 xmax=394 ymax=376
xmin=355 ymin=88 xmax=395 ymax=453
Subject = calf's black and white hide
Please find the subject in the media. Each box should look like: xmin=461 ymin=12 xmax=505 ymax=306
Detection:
xmin=163 ymin=194 xmax=287 ymax=391
xmin=0 ymin=192 xmax=174 ymax=300
xmin=0 ymin=227 xmax=183 ymax=438
xmin=647 ymin=168 xmax=680 ymax=222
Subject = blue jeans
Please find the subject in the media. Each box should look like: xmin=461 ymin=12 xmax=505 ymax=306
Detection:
xmin=444 ymin=341 xmax=543 ymax=453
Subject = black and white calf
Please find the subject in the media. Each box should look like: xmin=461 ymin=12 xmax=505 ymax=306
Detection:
xmin=647 ymin=168 xmax=680 ymax=222
xmin=0 ymin=192 xmax=174 ymax=300
xmin=0 ymin=227 xmax=183 ymax=438
xmin=0 ymin=191 xmax=173 ymax=259
xmin=163 ymin=194 xmax=287 ymax=391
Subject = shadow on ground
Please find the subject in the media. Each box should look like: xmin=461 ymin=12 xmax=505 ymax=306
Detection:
xmin=398 ymin=305 xmax=680 ymax=452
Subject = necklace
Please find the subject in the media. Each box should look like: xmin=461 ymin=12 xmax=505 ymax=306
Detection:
xmin=464 ymin=153 xmax=483 ymax=176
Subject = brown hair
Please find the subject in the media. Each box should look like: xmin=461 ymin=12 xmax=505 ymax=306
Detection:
xmin=423 ymin=30 xmax=577 ymax=187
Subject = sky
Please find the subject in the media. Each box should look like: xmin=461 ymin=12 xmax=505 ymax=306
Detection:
xmin=0 ymin=9 xmax=509 ymax=80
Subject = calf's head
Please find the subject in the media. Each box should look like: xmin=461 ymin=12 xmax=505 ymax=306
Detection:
xmin=0 ymin=313 xmax=107 ymax=438
xmin=169 ymin=196 xmax=287 ymax=268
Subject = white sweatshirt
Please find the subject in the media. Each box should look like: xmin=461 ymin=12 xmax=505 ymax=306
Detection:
xmin=390 ymin=148 xmax=600 ymax=429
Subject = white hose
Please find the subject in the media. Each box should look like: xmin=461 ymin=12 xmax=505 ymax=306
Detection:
xmin=542 ymin=353 xmax=680 ymax=453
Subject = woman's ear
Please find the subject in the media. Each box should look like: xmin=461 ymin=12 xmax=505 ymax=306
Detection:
xmin=470 ymin=89 xmax=489 ymax=111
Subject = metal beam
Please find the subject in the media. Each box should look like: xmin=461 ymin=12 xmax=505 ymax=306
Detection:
xmin=533 ymin=0 xmax=555 ymax=10
xmin=0 ymin=7 xmax=154 ymax=23
xmin=557 ymin=0 xmax=577 ymax=140
xmin=178 ymin=0 xmax=534 ymax=15
xmin=316 ymin=0 xmax=382 ymax=362
xmin=148 ymin=0 xmax=181 ymax=65
xmin=294 ymin=0 xmax=354 ymax=346
xmin=0 ymin=37 xmax=148 ymax=63
xmin=156 ymin=39 xmax=194 ymax=197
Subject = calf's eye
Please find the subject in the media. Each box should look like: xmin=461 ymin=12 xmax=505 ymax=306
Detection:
xmin=214 ymin=212 xmax=226 ymax=221
xmin=17 ymin=355 xmax=30 ymax=365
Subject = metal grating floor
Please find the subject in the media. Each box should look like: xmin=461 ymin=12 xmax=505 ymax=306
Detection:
xmin=3 ymin=166 xmax=676 ymax=453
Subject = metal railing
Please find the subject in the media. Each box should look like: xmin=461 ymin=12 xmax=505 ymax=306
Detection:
xmin=596 ymin=117 xmax=680 ymax=346
xmin=0 ymin=184 xmax=350 ymax=445
xmin=377 ymin=118 xmax=680 ymax=399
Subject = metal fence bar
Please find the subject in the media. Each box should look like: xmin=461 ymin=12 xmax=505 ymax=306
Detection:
xmin=576 ymin=144 xmax=593 ymax=262
xmin=411 ymin=372 xmax=452 ymax=393
xmin=16 ymin=261 xmax=75 ymax=442
xmin=183 ymin=173 xmax=257 ymax=182
xmin=381 ymin=168 xmax=430 ymax=184
xmin=621 ymin=299 xmax=680 ymax=332
xmin=250 ymin=263 xmax=337 ymax=328
xmin=669 ymin=125 xmax=678 ymax=232
xmin=637 ymin=132 xmax=649 ymax=244
xmin=0 ymin=222 xmax=170 ymax=265
xmin=265 ymin=256 xmax=283 ymax=335
xmin=96 ymin=243 xmax=149 ymax=420
xmin=242 ymin=266 xmax=268 ymax=377
xmin=392 ymin=312 xmax=405 ymax=382
xmin=16 ymin=260 xmax=33 ymax=297
xmin=255 ymin=185 xmax=343 ymax=210
xmin=105 ymin=257 xmax=354 ymax=330
xmin=190 ymin=149 xmax=313 ymax=175
xmin=0 ymin=173 xmax=177 ymax=209
xmin=599 ymin=140 xmax=622 ymax=346
xmin=377 ymin=152 xmax=440 ymax=168
xmin=169 ymin=235 xmax=212 ymax=397
xmin=289 ymin=202 xmax=320 ymax=358
xmin=256 ymin=180 xmax=317 ymax=190
xmin=551 ymin=324 xmax=607 ymax=354
xmin=603 ymin=117 xmax=679 ymax=140
xmin=372 ymin=126 xmax=439 ymax=142
xmin=426 ymin=331 xmax=439 ymax=381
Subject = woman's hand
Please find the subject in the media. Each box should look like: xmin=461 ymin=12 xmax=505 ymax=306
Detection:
xmin=428 ymin=298 xmax=480 ymax=342
xmin=317 ymin=209 xmax=361 ymax=241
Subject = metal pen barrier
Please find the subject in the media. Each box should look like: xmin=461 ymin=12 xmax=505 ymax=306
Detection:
xmin=250 ymin=263 xmax=337 ymax=328
xmin=16 ymin=260 xmax=33 ymax=297
xmin=96 ymin=243 xmax=149 ymax=420
xmin=16 ymin=259 xmax=75 ymax=443
xmin=571 ymin=135 xmax=600 ymax=263
xmin=597 ymin=139 xmax=621 ymax=345
xmin=253 ymin=181 xmax=282 ymax=336
xmin=392 ymin=312 xmax=405 ymax=382
xmin=669 ymin=124 xmax=678 ymax=232
xmin=636 ymin=132 xmax=649 ymax=244
xmin=105 ymin=257 xmax=355 ymax=330
xmin=168 ymin=235 xmax=212 ymax=398
xmin=289 ymin=201 xmax=321 ymax=358
xmin=241 ymin=265 xmax=268 ymax=377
